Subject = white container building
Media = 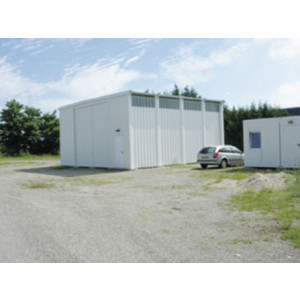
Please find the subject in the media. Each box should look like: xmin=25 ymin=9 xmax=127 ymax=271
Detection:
xmin=59 ymin=91 xmax=224 ymax=169
xmin=243 ymin=116 xmax=300 ymax=168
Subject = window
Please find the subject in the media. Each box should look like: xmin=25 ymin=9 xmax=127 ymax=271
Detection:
xmin=205 ymin=102 xmax=220 ymax=112
xmin=219 ymin=147 xmax=228 ymax=153
xmin=184 ymin=99 xmax=202 ymax=111
xmin=231 ymin=146 xmax=242 ymax=154
xmin=200 ymin=147 xmax=216 ymax=154
xmin=250 ymin=132 xmax=261 ymax=149
xmin=132 ymin=95 xmax=155 ymax=108
xmin=159 ymin=97 xmax=180 ymax=109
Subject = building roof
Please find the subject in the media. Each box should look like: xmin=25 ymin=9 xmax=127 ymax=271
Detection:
xmin=59 ymin=90 xmax=224 ymax=111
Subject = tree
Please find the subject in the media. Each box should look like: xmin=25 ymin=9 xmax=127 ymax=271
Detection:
xmin=0 ymin=99 xmax=25 ymax=156
xmin=22 ymin=106 xmax=42 ymax=154
xmin=169 ymin=84 xmax=202 ymax=98
xmin=0 ymin=100 xmax=60 ymax=156
xmin=39 ymin=111 xmax=60 ymax=154
xmin=224 ymin=102 xmax=288 ymax=151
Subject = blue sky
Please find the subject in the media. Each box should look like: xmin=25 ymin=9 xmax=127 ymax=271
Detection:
xmin=1 ymin=38 xmax=300 ymax=113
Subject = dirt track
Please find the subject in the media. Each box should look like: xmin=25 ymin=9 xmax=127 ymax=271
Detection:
xmin=0 ymin=160 xmax=299 ymax=262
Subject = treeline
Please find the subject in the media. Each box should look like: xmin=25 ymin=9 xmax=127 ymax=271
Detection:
xmin=224 ymin=103 xmax=288 ymax=150
xmin=0 ymin=99 xmax=59 ymax=156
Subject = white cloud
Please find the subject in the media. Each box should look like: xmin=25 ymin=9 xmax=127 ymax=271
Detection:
xmin=0 ymin=56 xmax=140 ymax=112
xmin=268 ymin=39 xmax=300 ymax=59
xmin=271 ymin=82 xmax=300 ymax=108
xmin=160 ymin=42 xmax=248 ymax=86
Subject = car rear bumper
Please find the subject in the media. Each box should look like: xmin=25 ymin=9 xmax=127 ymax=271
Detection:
xmin=197 ymin=159 xmax=219 ymax=165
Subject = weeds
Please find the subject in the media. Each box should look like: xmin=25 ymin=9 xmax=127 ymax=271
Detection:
xmin=230 ymin=171 xmax=300 ymax=247
xmin=24 ymin=180 xmax=55 ymax=189
xmin=64 ymin=176 xmax=117 ymax=186
xmin=0 ymin=154 xmax=60 ymax=161
xmin=192 ymin=167 xmax=253 ymax=182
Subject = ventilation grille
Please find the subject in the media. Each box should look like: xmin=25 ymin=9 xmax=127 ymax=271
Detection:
xmin=205 ymin=102 xmax=220 ymax=112
xmin=184 ymin=99 xmax=202 ymax=111
xmin=159 ymin=97 xmax=180 ymax=109
xmin=132 ymin=95 xmax=155 ymax=108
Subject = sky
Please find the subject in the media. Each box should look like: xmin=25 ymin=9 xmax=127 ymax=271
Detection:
xmin=1 ymin=38 xmax=300 ymax=113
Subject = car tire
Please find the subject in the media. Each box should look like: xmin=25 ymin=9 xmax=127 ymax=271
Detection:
xmin=201 ymin=164 xmax=207 ymax=169
xmin=219 ymin=159 xmax=227 ymax=169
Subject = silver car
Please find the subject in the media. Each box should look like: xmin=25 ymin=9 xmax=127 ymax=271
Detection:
xmin=197 ymin=145 xmax=244 ymax=169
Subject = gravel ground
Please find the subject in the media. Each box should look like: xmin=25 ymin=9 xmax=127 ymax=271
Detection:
xmin=0 ymin=160 xmax=299 ymax=263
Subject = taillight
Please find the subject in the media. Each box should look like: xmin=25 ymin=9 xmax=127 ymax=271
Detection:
xmin=213 ymin=152 xmax=219 ymax=158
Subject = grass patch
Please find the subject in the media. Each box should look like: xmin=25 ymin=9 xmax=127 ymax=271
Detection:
xmin=171 ymin=206 xmax=182 ymax=211
xmin=51 ymin=165 xmax=72 ymax=170
xmin=192 ymin=167 xmax=253 ymax=182
xmin=24 ymin=180 xmax=55 ymax=189
xmin=0 ymin=154 xmax=60 ymax=161
xmin=230 ymin=171 xmax=300 ymax=247
xmin=188 ymin=192 xmax=206 ymax=197
xmin=169 ymin=164 xmax=194 ymax=169
xmin=0 ymin=161 xmax=39 ymax=167
xmin=65 ymin=176 xmax=117 ymax=186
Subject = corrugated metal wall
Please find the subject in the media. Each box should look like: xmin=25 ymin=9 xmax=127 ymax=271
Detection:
xmin=131 ymin=95 xmax=157 ymax=168
xmin=60 ymin=91 xmax=223 ymax=169
xmin=159 ymin=97 xmax=181 ymax=165
xmin=130 ymin=94 xmax=223 ymax=168
xmin=183 ymin=108 xmax=203 ymax=163
xmin=205 ymin=112 xmax=221 ymax=146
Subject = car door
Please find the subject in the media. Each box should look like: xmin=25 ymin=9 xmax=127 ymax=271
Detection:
xmin=230 ymin=146 xmax=243 ymax=165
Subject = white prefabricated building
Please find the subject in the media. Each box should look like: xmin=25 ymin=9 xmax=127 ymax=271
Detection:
xmin=243 ymin=116 xmax=300 ymax=168
xmin=59 ymin=90 xmax=224 ymax=169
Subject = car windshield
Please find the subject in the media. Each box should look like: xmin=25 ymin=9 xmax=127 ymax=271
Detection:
xmin=200 ymin=147 xmax=216 ymax=154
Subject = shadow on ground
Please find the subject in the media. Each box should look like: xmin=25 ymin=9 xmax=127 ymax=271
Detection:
xmin=18 ymin=166 xmax=128 ymax=178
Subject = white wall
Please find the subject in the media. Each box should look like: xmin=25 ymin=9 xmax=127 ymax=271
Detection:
xmin=130 ymin=103 xmax=157 ymax=168
xmin=280 ymin=116 xmax=300 ymax=168
xmin=60 ymin=91 xmax=224 ymax=169
xmin=243 ymin=116 xmax=300 ymax=168
xmin=243 ymin=118 xmax=280 ymax=168
xmin=183 ymin=109 xmax=203 ymax=163
xmin=60 ymin=92 xmax=130 ymax=169
xmin=129 ymin=95 xmax=223 ymax=168
xmin=205 ymin=111 xmax=222 ymax=146
xmin=159 ymin=105 xmax=182 ymax=165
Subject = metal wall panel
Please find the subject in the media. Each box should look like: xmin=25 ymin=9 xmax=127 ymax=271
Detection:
xmin=75 ymin=106 xmax=93 ymax=166
xmin=160 ymin=107 xmax=181 ymax=165
xmin=205 ymin=111 xmax=221 ymax=146
xmin=183 ymin=110 xmax=203 ymax=163
xmin=91 ymin=102 xmax=110 ymax=167
xmin=131 ymin=105 xmax=157 ymax=168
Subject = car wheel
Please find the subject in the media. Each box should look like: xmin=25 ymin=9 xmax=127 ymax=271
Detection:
xmin=219 ymin=159 xmax=227 ymax=169
xmin=201 ymin=164 xmax=207 ymax=169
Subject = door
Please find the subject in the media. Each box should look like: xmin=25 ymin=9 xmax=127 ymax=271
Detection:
xmin=115 ymin=135 xmax=125 ymax=169
xmin=281 ymin=124 xmax=300 ymax=168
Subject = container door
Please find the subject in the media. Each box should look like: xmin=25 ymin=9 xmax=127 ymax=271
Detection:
xmin=115 ymin=135 xmax=125 ymax=169
xmin=281 ymin=124 xmax=300 ymax=168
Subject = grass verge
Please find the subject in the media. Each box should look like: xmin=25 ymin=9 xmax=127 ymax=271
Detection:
xmin=230 ymin=171 xmax=300 ymax=247
xmin=192 ymin=167 xmax=254 ymax=185
xmin=0 ymin=154 xmax=60 ymax=161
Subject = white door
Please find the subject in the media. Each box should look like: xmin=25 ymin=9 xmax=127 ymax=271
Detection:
xmin=115 ymin=136 xmax=125 ymax=169
xmin=281 ymin=125 xmax=300 ymax=168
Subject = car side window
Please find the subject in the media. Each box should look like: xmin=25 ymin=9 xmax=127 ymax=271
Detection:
xmin=231 ymin=146 xmax=242 ymax=153
xmin=219 ymin=147 xmax=227 ymax=153
xmin=226 ymin=147 xmax=234 ymax=153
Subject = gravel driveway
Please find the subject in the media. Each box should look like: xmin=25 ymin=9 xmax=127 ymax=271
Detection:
xmin=0 ymin=160 xmax=299 ymax=262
